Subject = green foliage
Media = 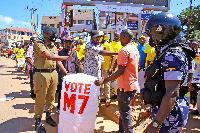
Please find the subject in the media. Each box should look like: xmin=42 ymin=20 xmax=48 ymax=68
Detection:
xmin=177 ymin=5 xmax=200 ymax=38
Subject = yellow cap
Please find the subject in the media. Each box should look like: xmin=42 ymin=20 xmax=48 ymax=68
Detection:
xmin=140 ymin=35 xmax=146 ymax=40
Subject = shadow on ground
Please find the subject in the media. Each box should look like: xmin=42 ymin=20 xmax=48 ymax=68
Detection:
xmin=0 ymin=117 xmax=35 ymax=133
xmin=0 ymin=65 xmax=7 ymax=68
xmin=13 ymin=103 xmax=35 ymax=113
xmin=5 ymin=90 xmax=31 ymax=98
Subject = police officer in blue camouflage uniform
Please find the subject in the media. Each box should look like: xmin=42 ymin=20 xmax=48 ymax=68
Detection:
xmin=141 ymin=12 xmax=196 ymax=133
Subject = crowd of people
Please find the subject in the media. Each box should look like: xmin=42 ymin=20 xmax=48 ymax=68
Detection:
xmin=1 ymin=12 xmax=200 ymax=133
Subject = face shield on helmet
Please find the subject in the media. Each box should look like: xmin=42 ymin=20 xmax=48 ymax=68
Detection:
xmin=145 ymin=12 xmax=181 ymax=47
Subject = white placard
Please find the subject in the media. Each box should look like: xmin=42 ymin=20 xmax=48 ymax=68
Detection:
xmin=58 ymin=73 xmax=99 ymax=133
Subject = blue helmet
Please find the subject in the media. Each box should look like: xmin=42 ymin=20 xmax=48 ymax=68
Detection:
xmin=146 ymin=12 xmax=181 ymax=46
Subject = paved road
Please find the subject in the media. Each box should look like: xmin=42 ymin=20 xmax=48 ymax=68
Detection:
xmin=0 ymin=56 xmax=199 ymax=133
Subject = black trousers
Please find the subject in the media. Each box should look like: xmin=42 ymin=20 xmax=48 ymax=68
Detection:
xmin=30 ymin=70 xmax=34 ymax=93
xmin=57 ymin=78 xmax=63 ymax=109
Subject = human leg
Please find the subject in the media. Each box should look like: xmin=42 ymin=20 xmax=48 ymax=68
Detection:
xmin=117 ymin=89 xmax=136 ymax=133
xmin=45 ymin=70 xmax=58 ymax=127
xmin=34 ymin=72 xmax=49 ymax=133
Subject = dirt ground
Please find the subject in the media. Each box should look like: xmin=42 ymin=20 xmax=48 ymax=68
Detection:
xmin=0 ymin=56 xmax=199 ymax=133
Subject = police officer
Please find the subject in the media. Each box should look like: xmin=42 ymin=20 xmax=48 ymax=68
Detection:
xmin=141 ymin=12 xmax=196 ymax=133
xmin=33 ymin=26 xmax=74 ymax=133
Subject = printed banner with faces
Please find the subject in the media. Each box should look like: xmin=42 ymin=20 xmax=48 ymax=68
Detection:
xmin=58 ymin=73 xmax=99 ymax=133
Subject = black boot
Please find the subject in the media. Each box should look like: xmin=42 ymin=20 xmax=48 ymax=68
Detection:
xmin=30 ymin=90 xmax=36 ymax=98
xmin=46 ymin=112 xmax=57 ymax=127
xmin=35 ymin=118 xmax=46 ymax=133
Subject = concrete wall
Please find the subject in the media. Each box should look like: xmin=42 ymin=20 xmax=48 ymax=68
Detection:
xmin=73 ymin=9 xmax=94 ymax=20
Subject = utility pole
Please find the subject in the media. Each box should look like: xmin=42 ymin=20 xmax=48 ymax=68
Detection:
xmin=186 ymin=0 xmax=192 ymax=40
xmin=27 ymin=7 xmax=37 ymax=37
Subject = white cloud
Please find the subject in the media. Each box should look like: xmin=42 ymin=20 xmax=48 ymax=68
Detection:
xmin=18 ymin=21 xmax=31 ymax=27
xmin=0 ymin=15 xmax=13 ymax=24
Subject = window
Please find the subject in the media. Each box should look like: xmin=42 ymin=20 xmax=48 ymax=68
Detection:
xmin=21 ymin=32 xmax=25 ymax=35
xmin=21 ymin=37 xmax=23 ymax=39
xmin=8 ymin=36 xmax=11 ymax=39
xmin=86 ymin=20 xmax=92 ymax=25
xmin=14 ymin=36 xmax=16 ymax=39
xmin=50 ymin=24 xmax=54 ymax=27
xmin=12 ymin=31 xmax=16 ymax=34
xmin=78 ymin=20 xmax=84 ymax=24
xmin=30 ymin=33 xmax=32 ymax=36
xmin=27 ymin=33 xmax=29 ymax=36
xmin=73 ymin=20 xmax=76 ymax=24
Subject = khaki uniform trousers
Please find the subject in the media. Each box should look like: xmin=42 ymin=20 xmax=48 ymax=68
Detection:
xmin=100 ymin=70 xmax=111 ymax=102
xmin=33 ymin=70 xmax=58 ymax=118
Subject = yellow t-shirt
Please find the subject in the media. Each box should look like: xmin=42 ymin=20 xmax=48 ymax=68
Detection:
xmin=16 ymin=48 xmax=25 ymax=59
xmin=101 ymin=42 xmax=114 ymax=70
xmin=144 ymin=43 xmax=156 ymax=67
xmin=110 ymin=41 xmax=123 ymax=60
xmin=76 ymin=43 xmax=86 ymax=60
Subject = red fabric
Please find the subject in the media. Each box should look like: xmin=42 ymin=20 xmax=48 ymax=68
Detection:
xmin=7 ymin=49 xmax=11 ymax=54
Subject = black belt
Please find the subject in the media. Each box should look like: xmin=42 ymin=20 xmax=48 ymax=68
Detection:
xmin=34 ymin=68 xmax=55 ymax=73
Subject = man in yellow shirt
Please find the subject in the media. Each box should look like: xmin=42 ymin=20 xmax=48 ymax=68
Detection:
xmin=144 ymin=40 xmax=156 ymax=68
xmin=76 ymin=35 xmax=86 ymax=73
xmin=110 ymin=33 xmax=123 ymax=71
xmin=100 ymin=35 xmax=115 ymax=106
xmin=16 ymin=44 xmax=25 ymax=72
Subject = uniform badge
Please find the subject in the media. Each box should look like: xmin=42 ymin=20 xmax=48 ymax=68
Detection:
xmin=156 ymin=25 xmax=162 ymax=32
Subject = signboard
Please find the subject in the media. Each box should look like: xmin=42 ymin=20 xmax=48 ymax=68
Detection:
xmin=141 ymin=14 xmax=154 ymax=20
xmin=58 ymin=73 xmax=99 ymax=133
xmin=96 ymin=4 xmax=142 ymax=13
xmin=64 ymin=0 xmax=170 ymax=11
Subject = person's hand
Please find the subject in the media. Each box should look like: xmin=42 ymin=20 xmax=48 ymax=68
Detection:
xmin=71 ymin=48 xmax=75 ymax=54
xmin=108 ymin=68 xmax=112 ymax=75
xmin=65 ymin=72 xmax=71 ymax=75
xmin=144 ymin=123 xmax=159 ymax=133
xmin=94 ymin=79 xmax=104 ymax=86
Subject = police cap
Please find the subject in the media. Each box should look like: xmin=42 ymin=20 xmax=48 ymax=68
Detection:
xmin=42 ymin=25 xmax=57 ymax=35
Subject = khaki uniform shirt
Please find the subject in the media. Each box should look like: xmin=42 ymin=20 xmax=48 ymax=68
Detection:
xmin=33 ymin=39 xmax=58 ymax=69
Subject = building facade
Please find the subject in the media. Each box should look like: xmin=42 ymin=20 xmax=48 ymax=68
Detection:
xmin=0 ymin=27 xmax=37 ymax=48
xmin=41 ymin=13 xmax=62 ymax=37
xmin=70 ymin=9 xmax=97 ymax=37
xmin=98 ymin=11 xmax=139 ymax=41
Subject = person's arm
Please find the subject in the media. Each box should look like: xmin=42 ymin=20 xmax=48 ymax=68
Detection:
xmin=109 ymin=56 xmax=115 ymax=75
xmin=94 ymin=65 xmax=126 ymax=86
xmin=101 ymin=62 xmax=104 ymax=79
xmin=144 ymin=80 xmax=181 ymax=133
xmin=143 ymin=53 xmax=147 ymax=69
xmin=56 ymin=61 xmax=70 ymax=75
xmin=41 ymin=48 xmax=74 ymax=61
xmin=99 ymin=50 xmax=118 ymax=56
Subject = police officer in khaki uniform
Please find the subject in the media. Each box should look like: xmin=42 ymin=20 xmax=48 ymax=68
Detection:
xmin=33 ymin=26 xmax=74 ymax=133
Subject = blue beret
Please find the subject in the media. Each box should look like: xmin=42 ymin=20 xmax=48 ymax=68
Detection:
xmin=42 ymin=25 xmax=57 ymax=34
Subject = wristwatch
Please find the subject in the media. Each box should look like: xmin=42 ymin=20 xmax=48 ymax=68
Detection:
xmin=152 ymin=120 xmax=162 ymax=128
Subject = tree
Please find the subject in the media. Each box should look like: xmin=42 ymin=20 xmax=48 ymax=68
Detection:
xmin=177 ymin=4 xmax=200 ymax=39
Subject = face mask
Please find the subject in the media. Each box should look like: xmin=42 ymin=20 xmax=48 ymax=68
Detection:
xmin=49 ymin=34 xmax=56 ymax=42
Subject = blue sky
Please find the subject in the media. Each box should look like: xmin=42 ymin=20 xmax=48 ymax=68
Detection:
xmin=0 ymin=0 xmax=199 ymax=33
